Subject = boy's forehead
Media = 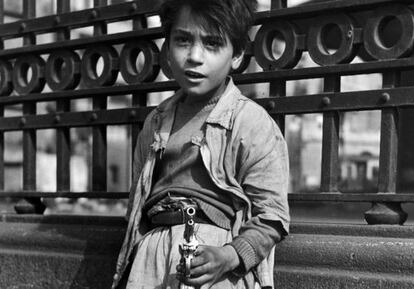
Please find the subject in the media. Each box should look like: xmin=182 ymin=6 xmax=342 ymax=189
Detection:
xmin=171 ymin=6 xmax=223 ymax=38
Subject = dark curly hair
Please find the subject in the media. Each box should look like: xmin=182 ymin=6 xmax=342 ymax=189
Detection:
xmin=159 ymin=0 xmax=257 ymax=56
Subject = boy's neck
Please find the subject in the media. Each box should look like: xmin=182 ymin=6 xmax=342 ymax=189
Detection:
xmin=182 ymin=78 xmax=229 ymax=105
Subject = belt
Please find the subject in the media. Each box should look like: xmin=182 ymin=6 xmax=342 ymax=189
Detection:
xmin=150 ymin=208 xmax=210 ymax=227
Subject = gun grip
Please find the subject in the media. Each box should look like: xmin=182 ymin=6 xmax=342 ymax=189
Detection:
xmin=184 ymin=255 xmax=192 ymax=277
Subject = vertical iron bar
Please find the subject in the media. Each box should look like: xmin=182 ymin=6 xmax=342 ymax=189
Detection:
xmin=269 ymin=0 xmax=286 ymax=135
xmin=23 ymin=104 xmax=36 ymax=192
xmin=364 ymin=71 xmax=407 ymax=225
xmin=131 ymin=4 xmax=147 ymax=183
xmin=56 ymin=0 xmax=70 ymax=40
xmin=15 ymin=0 xmax=45 ymax=214
xmin=0 ymin=0 xmax=4 ymax=191
xmin=320 ymin=76 xmax=340 ymax=193
xmin=378 ymin=109 xmax=398 ymax=193
xmin=378 ymin=73 xmax=399 ymax=193
xmin=22 ymin=0 xmax=37 ymax=192
xmin=92 ymin=0 xmax=108 ymax=191
xmin=93 ymin=0 xmax=107 ymax=35
xmin=22 ymin=0 xmax=36 ymax=46
xmin=0 ymin=1 xmax=3 ymax=49
xmin=56 ymin=0 xmax=71 ymax=192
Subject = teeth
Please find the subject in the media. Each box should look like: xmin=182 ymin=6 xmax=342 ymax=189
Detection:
xmin=185 ymin=71 xmax=204 ymax=78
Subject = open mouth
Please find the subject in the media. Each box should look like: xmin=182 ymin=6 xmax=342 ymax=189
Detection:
xmin=185 ymin=70 xmax=205 ymax=79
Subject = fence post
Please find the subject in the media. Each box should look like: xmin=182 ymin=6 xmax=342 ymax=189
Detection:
xmin=131 ymin=0 xmax=148 ymax=184
xmin=14 ymin=0 xmax=45 ymax=214
xmin=56 ymin=0 xmax=71 ymax=192
xmin=91 ymin=0 xmax=108 ymax=192
xmin=269 ymin=0 xmax=287 ymax=134
xmin=320 ymin=76 xmax=341 ymax=193
xmin=364 ymin=71 xmax=407 ymax=225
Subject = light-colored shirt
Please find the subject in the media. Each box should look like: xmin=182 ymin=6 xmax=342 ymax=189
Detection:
xmin=113 ymin=78 xmax=290 ymax=289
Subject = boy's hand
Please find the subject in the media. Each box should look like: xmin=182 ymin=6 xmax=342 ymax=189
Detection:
xmin=177 ymin=244 xmax=240 ymax=287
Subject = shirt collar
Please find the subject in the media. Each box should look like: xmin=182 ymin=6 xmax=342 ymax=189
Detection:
xmin=155 ymin=89 xmax=185 ymax=114
xmin=155 ymin=77 xmax=241 ymax=130
xmin=205 ymin=77 xmax=240 ymax=130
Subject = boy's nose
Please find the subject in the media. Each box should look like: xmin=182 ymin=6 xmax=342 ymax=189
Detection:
xmin=187 ymin=43 xmax=204 ymax=64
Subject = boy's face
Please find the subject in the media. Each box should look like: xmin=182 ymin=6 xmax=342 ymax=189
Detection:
xmin=167 ymin=7 xmax=243 ymax=101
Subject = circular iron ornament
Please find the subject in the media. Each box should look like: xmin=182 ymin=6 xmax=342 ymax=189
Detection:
xmin=307 ymin=14 xmax=357 ymax=66
xmin=159 ymin=41 xmax=173 ymax=79
xmin=0 ymin=60 xmax=13 ymax=96
xmin=46 ymin=50 xmax=81 ymax=91
xmin=13 ymin=54 xmax=46 ymax=95
xmin=81 ymin=45 xmax=119 ymax=87
xmin=254 ymin=20 xmax=302 ymax=70
xmin=363 ymin=5 xmax=414 ymax=60
xmin=120 ymin=40 xmax=160 ymax=84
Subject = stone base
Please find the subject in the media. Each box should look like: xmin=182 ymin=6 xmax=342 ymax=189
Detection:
xmin=0 ymin=215 xmax=413 ymax=289
xmin=0 ymin=214 xmax=125 ymax=289
xmin=274 ymin=223 xmax=414 ymax=289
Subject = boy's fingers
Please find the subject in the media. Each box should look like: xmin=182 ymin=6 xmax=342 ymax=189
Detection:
xmin=189 ymin=263 xmax=210 ymax=278
xmin=185 ymin=273 xmax=214 ymax=287
xmin=194 ymin=245 xmax=205 ymax=256
xmin=190 ymin=253 xmax=208 ymax=268
xmin=175 ymin=271 xmax=184 ymax=281
xmin=177 ymin=258 xmax=207 ymax=275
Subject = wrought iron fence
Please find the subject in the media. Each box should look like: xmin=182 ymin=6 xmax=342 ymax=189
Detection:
xmin=0 ymin=0 xmax=413 ymax=224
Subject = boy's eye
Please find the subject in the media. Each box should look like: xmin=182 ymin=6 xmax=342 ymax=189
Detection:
xmin=204 ymin=38 xmax=224 ymax=50
xmin=173 ymin=35 xmax=191 ymax=46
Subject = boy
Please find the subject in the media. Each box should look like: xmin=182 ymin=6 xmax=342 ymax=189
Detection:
xmin=112 ymin=0 xmax=290 ymax=288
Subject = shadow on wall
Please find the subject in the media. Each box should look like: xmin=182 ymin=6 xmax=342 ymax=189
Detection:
xmin=0 ymin=215 xmax=126 ymax=289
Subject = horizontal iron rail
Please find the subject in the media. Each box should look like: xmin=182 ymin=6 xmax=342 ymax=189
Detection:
xmin=254 ymin=0 xmax=412 ymax=24
xmin=234 ymin=58 xmax=414 ymax=85
xmin=289 ymin=193 xmax=414 ymax=203
xmin=0 ymin=1 xmax=158 ymax=38
xmin=1 ymin=192 xmax=413 ymax=203
xmin=0 ymin=81 xmax=177 ymax=105
xmin=257 ymin=87 xmax=414 ymax=114
xmin=0 ymin=86 xmax=413 ymax=131
xmin=0 ymin=28 xmax=164 ymax=59
xmin=0 ymin=191 xmax=129 ymax=199
xmin=0 ymin=107 xmax=152 ymax=131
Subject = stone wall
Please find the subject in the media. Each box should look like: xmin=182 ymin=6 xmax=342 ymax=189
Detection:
xmin=0 ymin=215 xmax=413 ymax=289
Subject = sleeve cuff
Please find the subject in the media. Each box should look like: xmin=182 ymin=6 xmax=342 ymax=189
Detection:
xmin=229 ymin=237 xmax=258 ymax=274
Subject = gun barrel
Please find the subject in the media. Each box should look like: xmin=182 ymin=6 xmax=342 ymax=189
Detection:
xmin=179 ymin=207 xmax=199 ymax=289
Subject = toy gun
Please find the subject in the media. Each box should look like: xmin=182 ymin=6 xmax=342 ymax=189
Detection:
xmin=179 ymin=207 xmax=199 ymax=289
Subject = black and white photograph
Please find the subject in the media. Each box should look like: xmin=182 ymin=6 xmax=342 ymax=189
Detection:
xmin=0 ymin=0 xmax=412 ymax=288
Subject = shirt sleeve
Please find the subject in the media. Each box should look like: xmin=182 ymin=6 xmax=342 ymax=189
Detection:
xmin=126 ymin=110 xmax=156 ymax=220
xmin=230 ymin=219 xmax=284 ymax=273
xmin=229 ymin=103 xmax=290 ymax=273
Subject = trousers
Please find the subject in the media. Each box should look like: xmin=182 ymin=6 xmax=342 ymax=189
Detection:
xmin=126 ymin=223 xmax=257 ymax=289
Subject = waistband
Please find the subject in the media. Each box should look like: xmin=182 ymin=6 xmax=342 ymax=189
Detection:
xmin=150 ymin=207 xmax=211 ymax=227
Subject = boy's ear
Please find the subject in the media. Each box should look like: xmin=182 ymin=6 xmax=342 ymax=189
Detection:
xmin=231 ymin=51 xmax=245 ymax=71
